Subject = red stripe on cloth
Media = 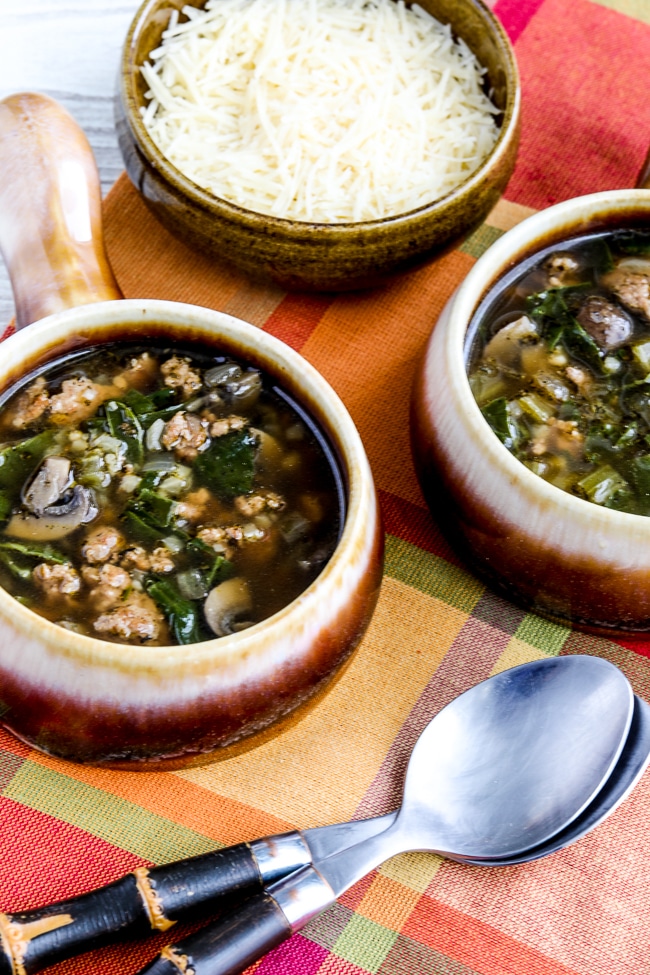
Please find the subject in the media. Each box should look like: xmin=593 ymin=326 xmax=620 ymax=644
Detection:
xmin=494 ymin=0 xmax=547 ymax=43
xmin=263 ymin=293 xmax=332 ymax=350
xmin=403 ymin=895 xmax=581 ymax=975
xmin=379 ymin=489 xmax=462 ymax=564
xmin=0 ymin=794 xmax=149 ymax=909
xmin=611 ymin=635 xmax=650 ymax=660
xmin=503 ymin=0 xmax=650 ymax=209
xmin=252 ymin=933 xmax=330 ymax=975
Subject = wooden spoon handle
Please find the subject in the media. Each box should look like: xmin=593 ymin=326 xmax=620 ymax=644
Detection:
xmin=0 ymin=92 xmax=121 ymax=330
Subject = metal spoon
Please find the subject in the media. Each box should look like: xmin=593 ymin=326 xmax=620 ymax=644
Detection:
xmin=0 ymin=655 xmax=633 ymax=975
xmin=133 ymin=655 xmax=636 ymax=975
xmin=467 ymin=691 xmax=650 ymax=867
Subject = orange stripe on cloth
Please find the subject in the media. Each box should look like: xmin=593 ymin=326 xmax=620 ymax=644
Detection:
xmin=26 ymin=750 xmax=292 ymax=846
xmin=103 ymin=176 xmax=247 ymax=310
xmin=299 ymin=250 xmax=475 ymax=508
xmin=402 ymin=895 xmax=581 ymax=975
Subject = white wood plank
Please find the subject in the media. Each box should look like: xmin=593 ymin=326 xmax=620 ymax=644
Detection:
xmin=0 ymin=1 xmax=141 ymax=322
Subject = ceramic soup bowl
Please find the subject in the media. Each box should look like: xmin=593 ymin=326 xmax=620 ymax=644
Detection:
xmin=411 ymin=188 xmax=650 ymax=633
xmin=0 ymin=93 xmax=383 ymax=768
xmin=116 ymin=0 xmax=520 ymax=292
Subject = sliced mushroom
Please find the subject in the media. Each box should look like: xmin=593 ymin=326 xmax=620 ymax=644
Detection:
xmin=204 ymin=577 xmax=253 ymax=637
xmin=251 ymin=428 xmax=282 ymax=467
xmin=483 ymin=315 xmax=539 ymax=369
xmin=576 ymin=296 xmax=634 ymax=351
xmin=204 ymin=362 xmax=262 ymax=410
xmin=6 ymin=485 xmax=98 ymax=541
xmin=22 ymin=456 xmax=72 ymax=514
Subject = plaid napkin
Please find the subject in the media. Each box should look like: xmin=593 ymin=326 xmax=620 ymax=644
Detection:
xmin=3 ymin=1 xmax=650 ymax=973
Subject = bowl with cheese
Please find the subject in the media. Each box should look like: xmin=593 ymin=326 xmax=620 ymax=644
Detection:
xmin=116 ymin=0 xmax=520 ymax=291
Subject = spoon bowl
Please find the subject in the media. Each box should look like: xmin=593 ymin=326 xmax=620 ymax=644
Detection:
xmin=399 ymin=654 xmax=633 ymax=859
xmin=465 ymin=692 xmax=650 ymax=866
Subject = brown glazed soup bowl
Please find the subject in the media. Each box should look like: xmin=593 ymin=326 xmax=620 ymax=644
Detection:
xmin=0 ymin=93 xmax=383 ymax=768
xmin=411 ymin=188 xmax=650 ymax=634
xmin=115 ymin=0 xmax=520 ymax=292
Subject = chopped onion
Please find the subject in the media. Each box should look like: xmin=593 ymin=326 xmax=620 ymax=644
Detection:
xmin=145 ymin=418 xmax=166 ymax=451
xmin=177 ymin=569 xmax=208 ymax=600
xmin=162 ymin=535 xmax=185 ymax=553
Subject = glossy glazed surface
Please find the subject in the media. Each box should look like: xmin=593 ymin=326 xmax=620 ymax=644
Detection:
xmin=0 ymin=93 xmax=383 ymax=767
xmin=116 ymin=0 xmax=520 ymax=292
xmin=411 ymin=191 xmax=650 ymax=632
xmin=0 ymin=303 xmax=384 ymax=767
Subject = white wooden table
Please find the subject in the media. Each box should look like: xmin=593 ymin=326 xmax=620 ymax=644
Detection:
xmin=0 ymin=1 xmax=142 ymax=322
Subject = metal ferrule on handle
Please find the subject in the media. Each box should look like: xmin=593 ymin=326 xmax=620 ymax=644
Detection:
xmin=267 ymin=864 xmax=336 ymax=930
xmin=250 ymin=832 xmax=313 ymax=885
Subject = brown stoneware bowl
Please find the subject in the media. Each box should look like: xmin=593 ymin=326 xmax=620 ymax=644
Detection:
xmin=0 ymin=92 xmax=383 ymax=768
xmin=411 ymin=187 xmax=650 ymax=633
xmin=115 ymin=0 xmax=520 ymax=292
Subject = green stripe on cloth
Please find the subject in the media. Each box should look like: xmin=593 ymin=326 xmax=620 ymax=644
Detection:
xmin=589 ymin=0 xmax=650 ymax=24
xmin=381 ymin=932 xmax=481 ymax=975
xmin=385 ymin=535 xmax=484 ymax=614
xmin=459 ymin=224 xmax=504 ymax=258
xmin=304 ymin=902 xmax=355 ymax=951
xmin=514 ymin=613 xmax=571 ymax=654
xmin=4 ymin=761 xmax=217 ymax=863
xmin=335 ymin=914 xmax=399 ymax=973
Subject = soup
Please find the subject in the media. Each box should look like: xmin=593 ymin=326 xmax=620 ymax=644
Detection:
xmin=0 ymin=343 xmax=342 ymax=645
xmin=468 ymin=229 xmax=650 ymax=514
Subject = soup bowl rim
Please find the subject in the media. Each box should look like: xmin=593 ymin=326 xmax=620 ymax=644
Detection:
xmin=0 ymin=297 xmax=376 ymax=671
xmin=435 ymin=186 xmax=650 ymax=531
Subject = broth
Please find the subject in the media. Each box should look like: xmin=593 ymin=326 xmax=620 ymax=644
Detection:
xmin=468 ymin=228 xmax=650 ymax=514
xmin=0 ymin=343 xmax=343 ymax=645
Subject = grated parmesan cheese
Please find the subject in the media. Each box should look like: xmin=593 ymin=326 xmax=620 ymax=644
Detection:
xmin=140 ymin=0 xmax=500 ymax=223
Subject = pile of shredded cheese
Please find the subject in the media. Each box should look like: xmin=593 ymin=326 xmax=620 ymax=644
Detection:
xmin=140 ymin=0 xmax=500 ymax=223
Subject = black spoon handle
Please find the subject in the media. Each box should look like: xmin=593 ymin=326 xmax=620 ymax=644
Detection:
xmin=137 ymin=894 xmax=293 ymax=975
xmin=0 ymin=837 xmax=311 ymax=975
xmin=136 ymin=865 xmax=336 ymax=975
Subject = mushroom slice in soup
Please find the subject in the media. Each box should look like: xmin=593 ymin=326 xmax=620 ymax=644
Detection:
xmin=204 ymin=577 xmax=253 ymax=637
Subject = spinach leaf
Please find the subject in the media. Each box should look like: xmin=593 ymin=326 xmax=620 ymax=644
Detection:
xmin=0 ymin=431 xmax=56 ymax=495
xmin=104 ymin=401 xmax=144 ymax=466
xmin=122 ymin=510 xmax=163 ymax=545
xmin=0 ymin=540 xmax=68 ymax=586
xmin=187 ymin=538 xmax=234 ymax=588
xmin=0 ymin=552 xmax=33 ymax=582
xmin=146 ymin=577 xmax=206 ymax=645
xmin=0 ymin=540 xmax=68 ymax=564
xmin=194 ymin=429 xmax=257 ymax=499
xmin=0 ymin=491 xmax=13 ymax=523
xmin=527 ymin=287 xmax=602 ymax=370
xmin=629 ymin=455 xmax=650 ymax=498
xmin=123 ymin=387 xmax=176 ymax=416
xmin=481 ymin=398 xmax=518 ymax=449
xmin=127 ymin=487 xmax=175 ymax=531
xmin=616 ymin=233 xmax=650 ymax=257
